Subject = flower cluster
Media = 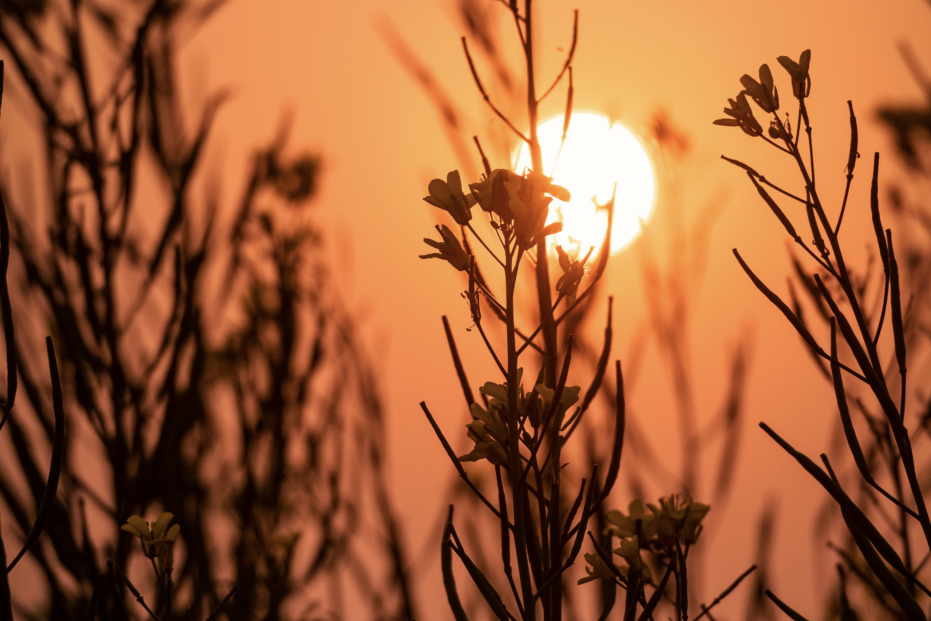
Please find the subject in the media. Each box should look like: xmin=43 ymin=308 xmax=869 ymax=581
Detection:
xmin=714 ymin=50 xmax=811 ymax=139
xmin=458 ymin=370 xmax=581 ymax=466
xmin=420 ymin=168 xmax=570 ymax=271
xmin=420 ymin=224 xmax=470 ymax=272
xmin=555 ymin=245 xmax=592 ymax=308
xmin=122 ymin=512 xmax=181 ymax=582
xmin=579 ymin=495 xmax=710 ymax=585
xmin=122 ymin=512 xmax=181 ymax=558
xmin=777 ymin=50 xmax=811 ymax=100
xmin=458 ymin=372 xmax=523 ymax=466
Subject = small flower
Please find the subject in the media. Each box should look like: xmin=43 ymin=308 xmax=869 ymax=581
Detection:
xmin=459 ymin=402 xmax=509 ymax=466
xmin=535 ymin=382 xmax=580 ymax=428
xmin=506 ymin=172 xmax=566 ymax=249
xmin=469 ymin=169 xmax=518 ymax=222
xmin=555 ymin=245 xmax=592 ymax=308
xmin=648 ymin=494 xmax=710 ymax=546
xmin=613 ymin=536 xmax=652 ymax=582
xmin=605 ymin=499 xmax=654 ymax=540
xmin=606 ymin=495 xmax=709 ymax=548
xmin=122 ymin=512 xmax=181 ymax=559
xmin=740 ymin=63 xmax=779 ymax=113
xmin=777 ymin=50 xmax=811 ymax=99
xmin=420 ymin=224 xmax=471 ymax=271
xmin=424 ymin=170 xmax=472 ymax=225
xmin=714 ymin=92 xmax=763 ymax=137
xmin=578 ymin=552 xmax=618 ymax=585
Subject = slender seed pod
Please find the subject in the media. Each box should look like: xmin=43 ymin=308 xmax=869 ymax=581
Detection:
xmin=566 ymin=466 xmax=597 ymax=564
xmin=562 ymin=67 xmax=574 ymax=143
xmin=887 ymin=230 xmax=906 ymax=377
xmin=0 ymin=514 xmax=11 ymax=621
xmin=749 ymin=173 xmax=799 ymax=241
xmin=721 ymin=155 xmax=762 ymax=178
xmin=759 ymin=423 xmax=912 ymax=580
xmin=806 ymin=200 xmax=827 ymax=257
xmin=846 ymin=101 xmax=858 ymax=175
xmin=441 ymin=507 xmax=469 ymax=621
xmin=600 ymin=360 xmax=625 ymax=502
xmin=830 ymin=318 xmax=873 ymax=485
xmin=473 ymin=136 xmax=491 ymax=178
xmin=7 ymin=338 xmax=65 ymax=572
xmin=870 ymin=153 xmax=889 ymax=275
xmin=448 ymin=524 xmax=510 ymax=621
xmin=733 ymin=250 xmax=822 ymax=355
xmin=764 ymin=590 xmax=810 ymax=621
xmin=813 ymin=275 xmax=875 ymax=389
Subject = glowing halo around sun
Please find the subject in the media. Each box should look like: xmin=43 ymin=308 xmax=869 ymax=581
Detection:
xmin=514 ymin=112 xmax=655 ymax=259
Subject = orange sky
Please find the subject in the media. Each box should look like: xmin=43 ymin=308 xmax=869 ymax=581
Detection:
xmin=183 ymin=1 xmax=931 ymax=617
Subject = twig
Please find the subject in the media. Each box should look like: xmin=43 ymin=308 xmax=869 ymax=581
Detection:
xmin=462 ymin=37 xmax=529 ymax=142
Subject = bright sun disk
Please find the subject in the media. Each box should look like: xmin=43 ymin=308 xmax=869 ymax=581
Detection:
xmin=514 ymin=113 xmax=655 ymax=259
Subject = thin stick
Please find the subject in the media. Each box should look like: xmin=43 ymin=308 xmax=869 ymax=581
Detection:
xmin=462 ymin=37 xmax=530 ymax=143
xmin=537 ymin=10 xmax=578 ymax=102
xmin=442 ymin=316 xmax=475 ymax=406
xmin=420 ymin=401 xmax=512 ymax=526
xmin=467 ymin=222 xmax=505 ymax=267
xmin=693 ymin=565 xmax=757 ymax=620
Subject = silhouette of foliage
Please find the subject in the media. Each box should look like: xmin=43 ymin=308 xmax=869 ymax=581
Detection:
xmin=0 ymin=1 xmax=415 ymax=619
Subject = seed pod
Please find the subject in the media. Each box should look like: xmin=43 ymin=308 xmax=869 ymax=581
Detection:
xmin=749 ymin=174 xmax=798 ymax=241
xmin=830 ymin=318 xmax=873 ymax=486
xmin=870 ymin=153 xmax=889 ymax=275
xmin=806 ymin=200 xmax=828 ymax=257
xmin=887 ymin=231 xmax=906 ymax=377
xmin=733 ymin=249 xmax=822 ymax=355
xmin=846 ymin=101 xmax=858 ymax=175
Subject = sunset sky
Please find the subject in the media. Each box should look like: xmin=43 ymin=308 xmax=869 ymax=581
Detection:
xmin=179 ymin=0 xmax=931 ymax=617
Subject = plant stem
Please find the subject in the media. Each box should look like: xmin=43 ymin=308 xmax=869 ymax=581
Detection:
xmin=506 ymin=232 xmax=536 ymax=620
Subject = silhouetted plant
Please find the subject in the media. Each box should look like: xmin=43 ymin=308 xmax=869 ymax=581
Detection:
xmin=413 ymin=2 xmax=759 ymax=620
xmin=0 ymin=1 xmax=415 ymax=619
xmin=718 ymin=48 xmax=931 ymax=620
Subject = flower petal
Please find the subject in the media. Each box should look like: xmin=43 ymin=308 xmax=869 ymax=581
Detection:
xmin=125 ymin=515 xmax=150 ymax=539
xmin=152 ymin=512 xmax=174 ymax=539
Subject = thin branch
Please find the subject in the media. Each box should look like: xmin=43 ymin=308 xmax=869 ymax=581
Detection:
xmin=462 ymin=37 xmax=530 ymax=142
xmin=537 ymin=10 xmax=577 ymax=103
xmin=467 ymin=222 xmax=505 ymax=267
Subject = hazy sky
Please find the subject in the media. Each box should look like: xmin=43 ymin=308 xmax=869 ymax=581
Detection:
xmin=184 ymin=0 xmax=931 ymax=617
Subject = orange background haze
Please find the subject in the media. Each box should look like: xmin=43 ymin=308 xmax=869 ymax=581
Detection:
xmin=51 ymin=0 xmax=931 ymax=618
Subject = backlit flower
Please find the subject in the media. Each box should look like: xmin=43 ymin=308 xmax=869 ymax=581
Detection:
xmin=714 ymin=92 xmax=763 ymax=137
xmin=555 ymin=245 xmax=591 ymax=307
xmin=469 ymin=169 xmax=518 ymax=222
xmin=614 ymin=536 xmax=652 ymax=581
xmin=578 ymin=552 xmax=618 ymax=585
xmin=506 ymin=172 xmax=566 ymax=249
xmin=420 ymin=224 xmax=471 ymax=271
xmin=122 ymin=512 xmax=181 ymax=559
xmin=459 ymin=402 xmax=509 ymax=466
xmin=777 ymin=50 xmax=811 ymax=99
xmin=424 ymin=170 xmax=472 ymax=225
xmin=740 ymin=64 xmax=779 ymax=113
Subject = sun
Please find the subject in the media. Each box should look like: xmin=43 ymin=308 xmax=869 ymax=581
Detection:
xmin=514 ymin=112 xmax=655 ymax=260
